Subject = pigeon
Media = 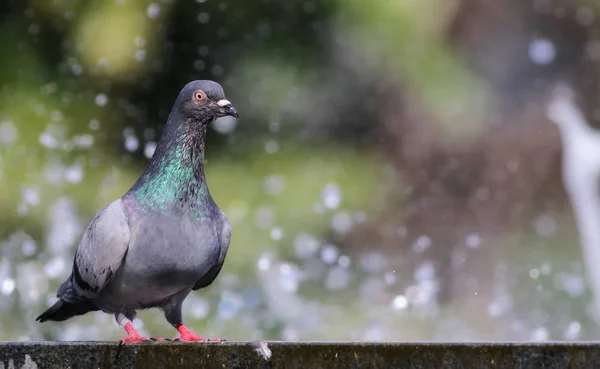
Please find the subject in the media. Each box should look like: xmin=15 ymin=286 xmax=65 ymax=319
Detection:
xmin=36 ymin=80 xmax=239 ymax=343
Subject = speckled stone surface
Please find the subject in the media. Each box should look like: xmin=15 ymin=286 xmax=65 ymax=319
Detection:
xmin=0 ymin=341 xmax=599 ymax=369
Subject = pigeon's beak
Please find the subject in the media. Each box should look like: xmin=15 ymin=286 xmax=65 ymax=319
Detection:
xmin=216 ymin=99 xmax=239 ymax=118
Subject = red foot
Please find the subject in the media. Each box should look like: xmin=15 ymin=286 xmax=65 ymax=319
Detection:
xmin=120 ymin=322 xmax=150 ymax=344
xmin=176 ymin=323 xmax=213 ymax=342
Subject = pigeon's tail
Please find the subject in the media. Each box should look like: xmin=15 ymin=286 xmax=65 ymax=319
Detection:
xmin=36 ymin=299 xmax=98 ymax=322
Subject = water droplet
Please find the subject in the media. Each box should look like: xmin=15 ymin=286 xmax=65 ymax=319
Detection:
xmin=354 ymin=211 xmax=367 ymax=223
xmin=197 ymin=12 xmax=210 ymax=23
xmin=211 ymin=65 xmax=223 ymax=76
xmin=144 ymin=142 xmax=157 ymax=159
xmin=257 ymin=23 xmax=271 ymax=39
xmin=187 ymin=296 xmax=210 ymax=319
xmin=587 ymin=41 xmax=600 ymax=60
xmin=254 ymin=206 xmax=275 ymax=229
xmin=0 ymin=121 xmax=18 ymax=145
xmin=414 ymin=261 xmax=435 ymax=282
xmin=17 ymin=262 xmax=46 ymax=306
xmin=257 ymin=254 xmax=271 ymax=271
xmin=197 ymin=45 xmax=210 ymax=57
xmin=321 ymin=183 xmax=342 ymax=209
xmin=270 ymin=227 xmax=283 ymax=241
xmin=282 ymin=327 xmax=299 ymax=341
xmin=540 ymin=262 xmax=552 ymax=275
xmin=465 ymin=233 xmax=481 ymax=248
xmin=312 ymin=202 xmax=325 ymax=214
xmin=529 ymin=268 xmax=540 ymax=279
xmin=72 ymin=134 xmax=94 ymax=148
xmin=42 ymin=83 xmax=57 ymax=94
xmin=264 ymin=174 xmax=286 ymax=196
xmin=534 ymin=215 xmax=556 ymax=238
xmin=554 ymin=272 xmax=585 ymax=297
xmin=320 ymin=244 xmax=339 ymax=264
xmin=294 ymin=232 xmax=320 ymax=259
xmin=134 ymin=36 xmax=146 ymax=48
xmin=44 ymin=257 xmax=66 ymax=279
xmin=95 ymin=93 xmax=108 ymax=107
xmin=97 ymin=58 xmax=109 ymax=70
xmin=529 ymin=38 xmax=556 ymax=65
xmin=135 ymin=50 xmax=146 ymax=62
xmin=360 ymin=278 xmax=386 ymax=302
xmin=362 ymin=325 xmax=384 ymax=341
xmin=193 ymin=59 xmax=205 ymax=71
xmin=530 ymin=327 xmax=549 ymax=341
xmin=17 ymin=204 xmax=28 ymax=216
xmin=325 ymin=266 xmax=350 ymax=290
xmin=338 ymin=255 xmax=351 ymax=268
xmin=412 ymin=235 xmax=431 ymax=253
xmin=124 ymin=134 xmax=139 ymax=152
xmin=213 ymin=116 xmax=237 ymax=134
xmin=1 ymin=279 xmax=15 ymax=296
xmin=143 ymin=128 xmax=156 ymax=141
xmin=391 ymin=295 xmax=408 ymax=310
xmin=476 ymin=187 xmax=490 ymax=201
xmin=46 ymin=197 xmax=83 ymax=255
xmin=64 ymin=165 xmax=83 ymax=184
xmin=22 ymin=238 xmax=37 ymax=256
xmin=71 ymin=63 xmax=82 ymax=75
xmin=384 ymin=271 xmax=396 ymax=285
xmin=564 ymin=321 xmax=581 ymax=340
xmin=217 ymin=292 xmax=243 ymax=320
xmin=405 ymin=280 xmax=438 ymax=307
xmin=146 ymin=3 xmax=160 ymax=19
xmin=22 ymin=187 xmax=39 ymax=206
xmin=265 ymin=140 xmax=279 ymax=154
xmin=51 ymin=111 xmax=63 ymax=122
xmin=269 ymin=120 xmax=280 ymax=132
xmin=331 ymin=211 xmax=352 ymax=233
xmin=28 ymin=24 xmax=39 ymax=35
xmin=360 ymin=252 xmax=387 ymax=274
xmin=278 ymin=263 xmax=300 ymax=293
xmin=89 ymin=119 xmax=100 ymax=131
xmin=576 ymin=7 xmax=595 ymax=26
xmin=39 ymin=132 xmax=58 ymax=148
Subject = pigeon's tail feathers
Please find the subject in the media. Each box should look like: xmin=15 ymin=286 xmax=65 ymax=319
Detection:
xmin=36 ymin=299 xmax=98 ymax=323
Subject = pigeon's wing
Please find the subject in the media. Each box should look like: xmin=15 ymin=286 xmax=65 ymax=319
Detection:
xmin=193 ymin=211 xmax=231 ymax=290
xmin=59 ymin=199 xmax=131 ymax=302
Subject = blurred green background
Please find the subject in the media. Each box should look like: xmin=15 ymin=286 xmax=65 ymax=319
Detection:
xmin=1 ymin=0 xmax=600 ymax=341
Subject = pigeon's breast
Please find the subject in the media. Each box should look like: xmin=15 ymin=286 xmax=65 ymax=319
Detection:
xmin=103 ymin=213 xmax=221 ymax=307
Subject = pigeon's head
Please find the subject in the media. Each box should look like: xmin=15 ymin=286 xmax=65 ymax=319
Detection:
xmin=177 ymin=80 xmax=239 ymax=121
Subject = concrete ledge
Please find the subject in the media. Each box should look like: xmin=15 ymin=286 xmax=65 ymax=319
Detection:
xmin=1 ymin=341 xmax=600 ymax=369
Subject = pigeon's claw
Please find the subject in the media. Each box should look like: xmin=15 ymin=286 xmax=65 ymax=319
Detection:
xmin=120 ymin=322 xmax=150 ymax=344
xmin=176 ymin=323 xmax=207 ymax=342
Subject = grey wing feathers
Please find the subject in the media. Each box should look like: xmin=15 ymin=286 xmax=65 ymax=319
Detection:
xmin=193 ymin=211 xmax=231 ymax=290
xmin=65 ymin=199 xmax=130 ymax=301
xmin=218 ymin=212 xmax=232 ymax=264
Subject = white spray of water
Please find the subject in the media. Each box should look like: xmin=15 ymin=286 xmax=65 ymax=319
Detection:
xmin=547 ymin=84 xmax=600 ymax=325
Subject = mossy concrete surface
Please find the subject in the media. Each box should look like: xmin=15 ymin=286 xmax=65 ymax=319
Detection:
xmin=0 ymin=341 xmax=599 ymax=369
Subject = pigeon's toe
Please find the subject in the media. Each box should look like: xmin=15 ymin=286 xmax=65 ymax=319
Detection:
xmin=120 ymin=335 xmax=150 ymax=344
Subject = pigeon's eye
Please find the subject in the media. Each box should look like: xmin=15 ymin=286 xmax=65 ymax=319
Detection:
xmin=193 ymin=91 xmax=206 ymax=102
